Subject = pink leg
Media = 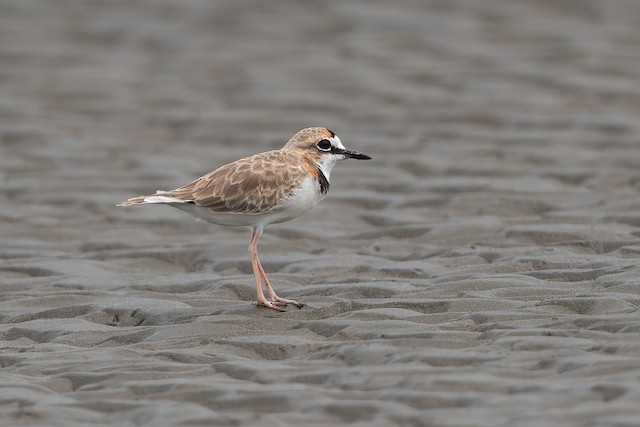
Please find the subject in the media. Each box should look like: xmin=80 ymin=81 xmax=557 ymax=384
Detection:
xmin=255 ymin=257 xmax=304 ymax=308
xmin=248 ymin=227 xmax=289 ymax=311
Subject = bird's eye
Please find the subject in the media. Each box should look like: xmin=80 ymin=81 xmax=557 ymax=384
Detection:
xmin=316 ymin=139 xmax=332 ymax=151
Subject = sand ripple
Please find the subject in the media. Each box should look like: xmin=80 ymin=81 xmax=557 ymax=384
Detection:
xmin=3 ymin=0 xmax=640 ymax=426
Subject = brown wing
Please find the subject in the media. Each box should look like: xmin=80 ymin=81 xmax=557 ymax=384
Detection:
xmin=164 ymin=150 xmax=308 ymax=214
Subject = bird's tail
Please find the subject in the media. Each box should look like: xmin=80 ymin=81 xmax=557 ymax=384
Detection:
xmin=117 ymin=195 xmax=148 ymax=207
xmin=117 ymin=191 xmax=191 ymax=207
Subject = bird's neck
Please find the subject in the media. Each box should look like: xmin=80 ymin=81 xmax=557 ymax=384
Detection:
xmin=300 ymin=153 xmax=334 ymax=196
xmin=315 ymin=164 xmax=330 ymax=195
xmin=315 ymin=154 xmax=338 ymax=182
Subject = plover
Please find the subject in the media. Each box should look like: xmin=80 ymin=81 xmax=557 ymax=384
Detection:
xmin=118 ymin=127 xmax=371 ymax=311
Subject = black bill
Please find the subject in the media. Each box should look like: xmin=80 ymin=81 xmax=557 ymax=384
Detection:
xmin=340 ymin=149 xmax=372 ymax=160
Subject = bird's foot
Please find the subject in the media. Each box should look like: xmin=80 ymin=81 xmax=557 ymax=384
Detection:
xmin=255 ymin=300 xmax=287 ymax=312
xmin=270 ymin=296 xmax=304 ymax=309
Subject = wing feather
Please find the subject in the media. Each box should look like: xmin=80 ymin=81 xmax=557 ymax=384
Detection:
xmin=161 ymin=150 xmax=307 ymax=214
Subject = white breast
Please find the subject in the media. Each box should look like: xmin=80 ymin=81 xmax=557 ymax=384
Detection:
xmin=268 ymin=175 xmax=326 ymax=224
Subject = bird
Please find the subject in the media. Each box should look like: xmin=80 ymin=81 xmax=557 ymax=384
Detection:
xmin=118 ymin=127 xmax=371 ymax=311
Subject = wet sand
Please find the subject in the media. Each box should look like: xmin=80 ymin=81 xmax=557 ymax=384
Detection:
xmin=2 ymin=1 xmax=640 ymax=426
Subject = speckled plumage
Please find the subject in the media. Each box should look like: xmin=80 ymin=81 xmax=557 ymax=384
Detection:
xmin=152 ymin=150 xmax=318 ymax=214
xmin=119 ymin=127 xmax=371 ymax=311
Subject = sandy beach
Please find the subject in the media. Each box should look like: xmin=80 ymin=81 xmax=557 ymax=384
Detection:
xmin=2 ymin=0 xmax=640 ymax=426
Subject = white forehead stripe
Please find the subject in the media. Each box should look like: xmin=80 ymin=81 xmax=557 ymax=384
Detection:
xmin=332 ymin=136 xmax=345 ymax=150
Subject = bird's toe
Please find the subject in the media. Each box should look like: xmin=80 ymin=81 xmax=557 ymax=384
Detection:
xmin=255 ymin=300 xmax=287 ymax=312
